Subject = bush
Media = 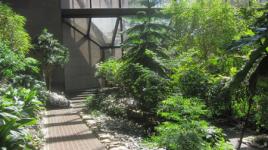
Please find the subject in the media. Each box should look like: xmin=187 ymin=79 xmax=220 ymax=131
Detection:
xmin=151 ymin=96 xmax=232 ymax=150
xmin=176 ymin=69 xmax=209 ymax=99
xmin=254 ymin=94 xmax=268 ymax=130
xmin=85 ymin=91 xmax=128 ymax=117
xmin=118 ymin=63 xmax=171 ymax=112
xmin=95 ymin=58 xmax=122 ymax=86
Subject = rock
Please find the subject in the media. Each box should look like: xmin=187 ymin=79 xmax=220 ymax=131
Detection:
xmin=86 ymin=120 xmax=97 ymax=125
xmin=47 ymin=92 xmax=70 ymax=108
xmin=109 ymin=141 xmax=123 ymax=147
xmin=101 ymin=138 xmax=112 ymax=144
xmin=98 ymin=133 xmax=114 ymax=140
xmin=82 ymin=115 xmax=94 ymax=120
xmin=109 ymin=146 xmax=129 ymax=150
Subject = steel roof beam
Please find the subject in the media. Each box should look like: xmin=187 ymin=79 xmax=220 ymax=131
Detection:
xmin=62 ymin=8 xmax=161 ymax=18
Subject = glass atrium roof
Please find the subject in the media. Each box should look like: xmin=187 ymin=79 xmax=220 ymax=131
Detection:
xmin=61 ymin=0 xmax=169 ymax=48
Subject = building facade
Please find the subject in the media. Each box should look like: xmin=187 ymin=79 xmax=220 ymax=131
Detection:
xmin=4 ymin=0 xmax=168 ymax=92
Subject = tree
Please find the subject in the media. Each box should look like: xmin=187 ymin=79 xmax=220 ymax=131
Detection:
xmin=122 ymin=0 xmax=171 ymax=74
xmin=223 ymin=3 xmax=268 ymax=149
xmin=117 ymin=0 xmax=172 ymax=112
xmin=35 ymin=29 xmax=69 ymax=90
xmin=166 ymin=0 xmax=249 ymax=75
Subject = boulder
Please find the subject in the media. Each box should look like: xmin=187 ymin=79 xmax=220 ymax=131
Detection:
xmin=47 ymin=92 xmax=70 ymax=108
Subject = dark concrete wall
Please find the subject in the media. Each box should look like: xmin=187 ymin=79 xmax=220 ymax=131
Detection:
xmin=3 ymin=0 xmax=62 ymax=40
xmin=3 ymin=0 xmax=123 ymax=92
xmin=2 ymin=0 xmax=65 ymax=90
xmin=63 ymin=21 xmax=101 ymax=91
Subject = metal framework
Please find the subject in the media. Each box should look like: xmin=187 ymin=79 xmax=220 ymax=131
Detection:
xmin=62 ymin=8 xmax=161 ymax=18
xmin=61 ymin=0 xmax=162 ymax=51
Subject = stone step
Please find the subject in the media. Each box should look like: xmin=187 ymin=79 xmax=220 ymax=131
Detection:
xmin=70 ymin=99 xmax=87 ymax=104
xmin=71 ymin=104 xmax=87 ymax=109
xmin=69 ymin=94 xmax=95 ymax=99
xmin=70 ymin=89 xmax=98 ymax=94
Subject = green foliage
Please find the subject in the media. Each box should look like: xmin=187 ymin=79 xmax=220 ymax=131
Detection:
xmin=118 ymin=63 xmax=171 ymax=112
xmin=95 ymin=58 xmax=122 ymax=86
xmin=0 ymin=87 xmax=43 ymax=150
xmin=0 ymin=42 xmax=40 ymax=80
xmin=36 ymin=29 xmax=69 ymax=66
xmin=152 ymin=96 xmax=232 ymax=150
xmin=166 ymin=0 xmax=247 ymax=57
xmin=222 ymin=3 xmax=268 ymax=132
xmin=95 ymin=0 xmax=172 ymax=113
xmin=174 ymin=68 xmax=209 ymax=99
xmin=0 ymin=4 xmax=46 ymax=149
xmin=35 ymin=29 xmax=69 ymax=90
xmin=254 ymin=94 xmax=268 ymax=130
xmin=0 ymin=3 xmax=31 ymax=54
xmin=119 ymin=0 xmax=171 ymax=112
xmin=158 ymin=96 xmax=208 ymax=121
xmin=85 ymin=91 xmax=127 ymax=117
xmin=0 ymin=42 xmax=25 ymax=79
xmin=253 ymin=76 xmax=268 ymax=130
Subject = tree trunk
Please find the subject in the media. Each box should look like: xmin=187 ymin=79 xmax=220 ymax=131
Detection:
xmin=236 ymin=96 xmax=253 ymax=150
xmin=44 ymin=64 xmax=53 ymax=91
xmin=48 ymin=68 xmax=52 ymax=91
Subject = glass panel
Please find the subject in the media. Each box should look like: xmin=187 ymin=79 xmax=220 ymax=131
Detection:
xmin=61 ymin=0 xmax=92 ymax=9
xmin=121 ymin=0 xmax=146 ymax=8
xmin=121 ymin=0 xmax=170 ymax=8
xmin=92 ymin=0 xmax=120 ymax=8
xmin=61 ymin=0 xmax=170 ymax=9
xmin=90 ymin=18 xmax=117 ymax=45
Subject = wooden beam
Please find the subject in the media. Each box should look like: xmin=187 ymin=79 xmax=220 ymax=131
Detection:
xmin=62 ymin=8 xmax=161 ymax=18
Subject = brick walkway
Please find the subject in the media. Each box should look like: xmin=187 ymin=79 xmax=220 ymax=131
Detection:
xmin=43 ymin=107 xmax=105 ymax=150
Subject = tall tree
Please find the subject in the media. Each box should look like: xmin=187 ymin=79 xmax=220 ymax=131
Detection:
xmin=118 ymin=0 xmax=172 ymax=112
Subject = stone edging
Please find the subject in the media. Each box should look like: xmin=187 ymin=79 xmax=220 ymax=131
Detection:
xmin=79 ymin=111 xmax=130 ymax=150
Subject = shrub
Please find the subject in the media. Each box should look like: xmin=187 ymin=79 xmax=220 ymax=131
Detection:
xmin=118 ymin=63 xmax=171 ymax=112
xmin=0 ymin=3 xmax=31 ymax=54
xmin=85 ymin=91 xmax=128 ymax=117
xmin=152 ymin=96 xmax=232 ymax=150
xmin=176 ymin=69 xmax=209 ymax=99
xmin=95 ymin=58 xmax=122 ymax=86
xmin=0 ymin=86 xmax=43 ymax=149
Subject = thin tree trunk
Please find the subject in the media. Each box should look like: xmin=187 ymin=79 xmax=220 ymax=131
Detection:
xmin=46 ymin=65 xmax=53 ymax=91
xmin=236 ymin=96 xmax=254 ymax=149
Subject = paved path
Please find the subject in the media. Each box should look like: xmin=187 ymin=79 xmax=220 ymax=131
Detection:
xmin=43 ymin=107 xmax=105 ymax=150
